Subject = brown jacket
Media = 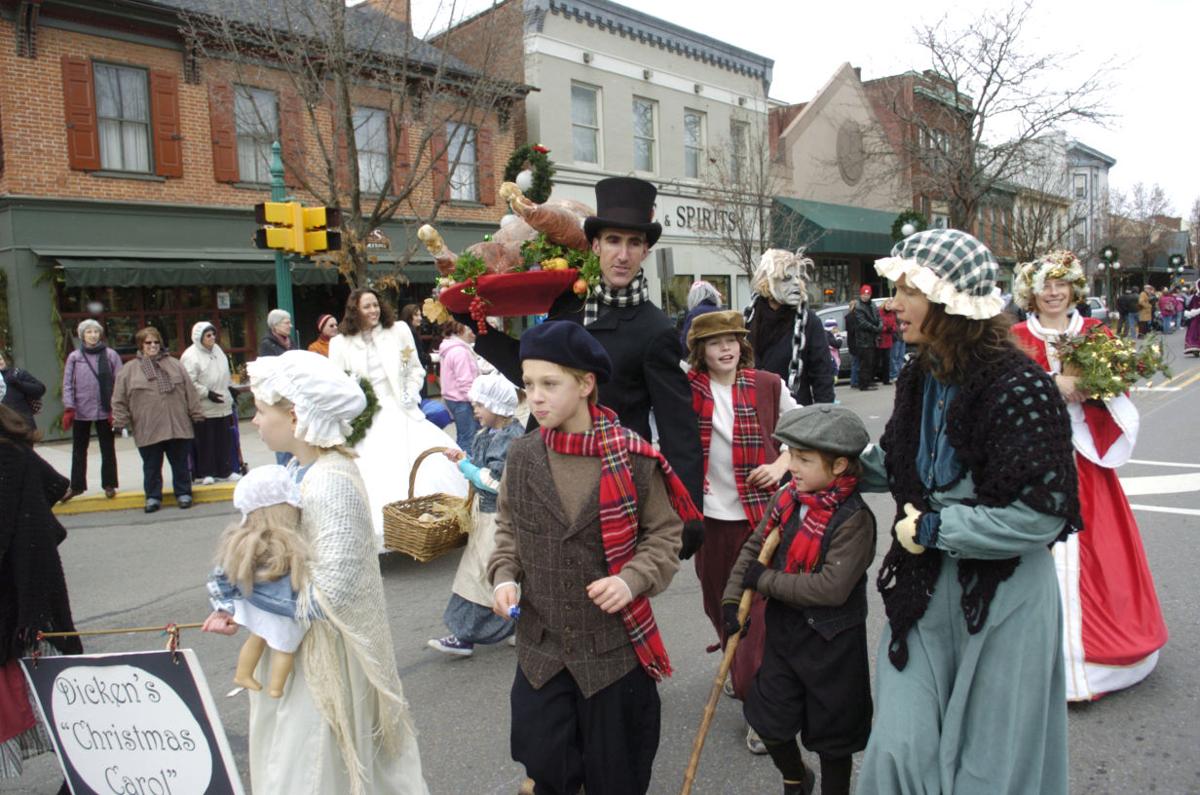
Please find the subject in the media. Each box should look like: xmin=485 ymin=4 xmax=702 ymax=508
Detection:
xmin=1138 ymin=291 xmax=1153 ymax=322
xmin=111 ymin=355 xmax=203 ymax=447
xmin=489 ymin=433 xmax=683 ymax=697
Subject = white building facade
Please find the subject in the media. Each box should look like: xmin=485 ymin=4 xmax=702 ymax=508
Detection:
xmin=519 ymin=0 xmax=775 ymax=315
xmin=1067 ymin=140 xmax=1117 ymax=263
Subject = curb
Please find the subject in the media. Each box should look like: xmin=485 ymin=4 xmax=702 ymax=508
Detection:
xmin=54 ymin=482 xmax=236 ymax=516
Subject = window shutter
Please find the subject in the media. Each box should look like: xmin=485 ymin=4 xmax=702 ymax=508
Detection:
xmin=208 ymin=81 xmax=238 ymax=183
xmin=476 ymin=126 xmax=495 ymax=205
xmin=390 ymin=118 xmax=411 ymax=194
xmin=279 ymin=91 xmax=305 ymax=188
xmin=61 ymin=56 xmax=101 ymax=171
xmin=430 ymin=128 xmax=449 ymax=204
xmin=149 ymin=71 xmax=183 ymax=178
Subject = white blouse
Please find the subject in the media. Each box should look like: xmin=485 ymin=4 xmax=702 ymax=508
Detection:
xmin=704 ymin=379 xmax=797 ymax=521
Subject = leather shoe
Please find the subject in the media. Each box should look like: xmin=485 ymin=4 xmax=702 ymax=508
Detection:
xmin=177 ymin=494 xmax=193 ymax=509
xmin=144 ymin=499 xmax=161 ymax=514
xmin=104 ymin=487 xmax=117 ymax=498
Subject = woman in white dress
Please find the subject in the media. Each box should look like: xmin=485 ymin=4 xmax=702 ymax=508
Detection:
xmin=328 ymin=289 xmax=468 ymax=547
xmin=202 ymin=350 xmax=427 ymax=794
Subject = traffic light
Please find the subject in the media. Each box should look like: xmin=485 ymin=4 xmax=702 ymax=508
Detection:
xmin=301 ymin=206 xmax=342 ymax=253
xmin=254 ymin=201 xmax=304 ymax=252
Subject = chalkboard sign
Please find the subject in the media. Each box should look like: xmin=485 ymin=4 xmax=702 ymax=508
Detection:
xmin=20 ymin=649 xmax=244 ymax=795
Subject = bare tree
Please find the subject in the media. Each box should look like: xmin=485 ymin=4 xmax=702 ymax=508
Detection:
xmin=178 ymin=0 xmax=523 ymax=285
xmin=862 ymin=0 xmax=1113 ymax=233
xmin=1004 ymin=138 xmax=1083 ymax=262
xmin=1108 ymin=182 xmax=1174 ymax=283
xmin=693 ymin=110 xmax=821 ymax=279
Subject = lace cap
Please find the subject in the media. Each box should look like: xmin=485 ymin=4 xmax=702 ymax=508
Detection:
xmin=248 ymin=350 xmax=366 ymax=448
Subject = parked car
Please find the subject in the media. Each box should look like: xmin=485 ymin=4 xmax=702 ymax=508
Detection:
xmin=816 ymin=298 xmax=888 ymax=382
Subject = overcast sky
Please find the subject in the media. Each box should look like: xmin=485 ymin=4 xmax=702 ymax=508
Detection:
xmin=409 ymin=0 xmax=1198 ymax=218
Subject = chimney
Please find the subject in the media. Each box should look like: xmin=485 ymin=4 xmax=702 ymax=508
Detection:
xmin=853 ymin=66 xmax=861 ymax=80
xmin=361 ymin=0 xmax=410 ymax=25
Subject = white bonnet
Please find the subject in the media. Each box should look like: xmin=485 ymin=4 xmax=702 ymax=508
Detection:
xmin=233 ymin=464 xmax=301 ymax=525
xmin=247 ymin=350 xmax=366 ymax=448
xmin=467 ymin=372 xmax=518 ymax=417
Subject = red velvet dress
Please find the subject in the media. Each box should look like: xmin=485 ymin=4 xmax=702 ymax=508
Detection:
xmin=1012 ymin=314 xmax=1168 ymax=700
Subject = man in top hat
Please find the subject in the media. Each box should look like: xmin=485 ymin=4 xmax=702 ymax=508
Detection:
xmin=467 ymin=177 xmax=706 ymax=557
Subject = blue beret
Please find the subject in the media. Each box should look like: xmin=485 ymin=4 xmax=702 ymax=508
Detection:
xmin=519 ymin=320 xmax=612 ymax=384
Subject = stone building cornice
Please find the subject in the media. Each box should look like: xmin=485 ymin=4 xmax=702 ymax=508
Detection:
xmin=523 ymin=0 xmax=773 ymax=89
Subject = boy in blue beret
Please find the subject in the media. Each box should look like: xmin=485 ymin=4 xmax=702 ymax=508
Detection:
xmin=722 ymin=404 xmax=876 ymax=795
xmin=488 ymin=320 xmax=699 ymax=795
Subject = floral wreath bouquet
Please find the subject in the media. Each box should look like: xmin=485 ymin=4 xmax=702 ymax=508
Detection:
xmin=418 ymin=147 xmax=600 ymax=335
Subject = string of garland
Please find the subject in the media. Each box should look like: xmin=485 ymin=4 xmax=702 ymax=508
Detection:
xmin=503 ymin=145 xmax=555 ymax=204
xmin=346 ymin=376 xmax=380 ymax=447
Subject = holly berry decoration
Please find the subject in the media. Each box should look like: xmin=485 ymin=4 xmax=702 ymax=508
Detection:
xmin=466 ymin=280 xmax=492 ymax=335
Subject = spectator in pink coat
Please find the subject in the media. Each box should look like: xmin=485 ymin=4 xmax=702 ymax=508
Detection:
xmin=438 ymin=321 xmax=480 ymax=451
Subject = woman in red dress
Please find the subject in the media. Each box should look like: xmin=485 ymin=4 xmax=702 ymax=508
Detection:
xmin=1011 ymin=251 xmax=1168 ymax=701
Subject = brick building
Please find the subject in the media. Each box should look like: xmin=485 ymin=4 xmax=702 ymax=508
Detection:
xmin=0 ymin=0 xmax=525 ymax=435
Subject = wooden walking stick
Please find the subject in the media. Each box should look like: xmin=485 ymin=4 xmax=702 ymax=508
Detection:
xmin=680 ymin=526 xmax=782 ymax=795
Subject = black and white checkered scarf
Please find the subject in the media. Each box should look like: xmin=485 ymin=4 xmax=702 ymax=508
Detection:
xmin=744 ymin=299 xmax=808 ymax=394
xmin=584 ymin=271 xmax=650 ymax=326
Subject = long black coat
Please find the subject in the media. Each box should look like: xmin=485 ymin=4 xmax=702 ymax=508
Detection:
xmin=468 ymin=289 xmax=705 ymax=508
xmin=1 ymin=366 xmax=46 ymax=430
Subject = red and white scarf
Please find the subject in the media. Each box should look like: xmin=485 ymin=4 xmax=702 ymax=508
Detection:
xmin=541 ymin=404 xmax=701 ymax=680
xmin=688 ymin=369 xmax=773 ymax=525
xmin=765 ymin=475 xmax=859 ymax=573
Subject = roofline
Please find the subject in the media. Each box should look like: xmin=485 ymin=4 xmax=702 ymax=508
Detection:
xmin=1067 ymin=140 xmax=1117 ymax=167
xmin=523 ymin=0 xmax=773 ymax=88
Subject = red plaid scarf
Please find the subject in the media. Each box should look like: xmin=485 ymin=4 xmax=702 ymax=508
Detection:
xmin=541 ymin=404 xmax=701 ymax=680
xmin=688 ymin=369 xmax=773 ymax=525
xmin=765 ymin=475 xmax=859 ymax=573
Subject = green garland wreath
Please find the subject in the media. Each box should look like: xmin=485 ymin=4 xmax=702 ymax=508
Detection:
xmin=891 ymin=210 xmax=928 ymax=242
xmin=503 ymin=145 xmax=555 ymax=204
xmin=346 ymin=376 xmax=380 ymax=447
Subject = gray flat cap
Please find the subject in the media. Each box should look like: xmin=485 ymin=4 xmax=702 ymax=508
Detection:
xmin=773 ymin=404 xmax=870 ymax=458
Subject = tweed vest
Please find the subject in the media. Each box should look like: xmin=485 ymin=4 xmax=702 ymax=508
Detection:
xmin=504 ymin=434 xmax=657 ymax=697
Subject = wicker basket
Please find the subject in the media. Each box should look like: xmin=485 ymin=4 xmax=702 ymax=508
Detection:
xmin=382 ymin=447 xmax=476 ymax=562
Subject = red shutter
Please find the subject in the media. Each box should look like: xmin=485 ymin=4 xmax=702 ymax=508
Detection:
xmin=61 ymin=56 xmax=101 ymax=171
xmin=476 ymin=126 xmax=495 ymax=205
xmin=208 ymin=81 xmax=238 ymax=183
xmin=331 ymin=104 xmax=350 ymax=193
xmin=430 ymin=128 xmax=449 ymax=204
xmin=279 ymin=91 xmax=304 ymax=188
xmin=390 ymin=117 xmax=411 ymax=194
xmin=149 ymin=71 xmax=183 ymax=178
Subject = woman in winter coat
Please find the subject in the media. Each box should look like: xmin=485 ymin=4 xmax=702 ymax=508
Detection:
xmin=0 ymin=351 xmax=45 ymax=431
xmin=62 ymin=319 xmax=123 ymax=498
xmin=437 ymin=321 xmax=480 ymax=451
xmin=180 ymin=322 xmax=236 ymax=484
xmin=111 ymin=327 xmax=204 ymax=513
xmin=258 ymin=309 xmax=292 ymax=358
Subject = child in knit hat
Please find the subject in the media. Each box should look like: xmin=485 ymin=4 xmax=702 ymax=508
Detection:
xmin=428 ymin=372 xmax=526 ymax=657
xmin=723 ymin=404 xmax=875 ymax=795
xmin=489 ymin=320 xmax=696 ymax=795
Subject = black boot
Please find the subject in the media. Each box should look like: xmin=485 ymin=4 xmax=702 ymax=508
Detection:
xmin=765 ymin=737 xmax=815 ymax=795
xmin=819 ymin=755 xmax=852 ymax=795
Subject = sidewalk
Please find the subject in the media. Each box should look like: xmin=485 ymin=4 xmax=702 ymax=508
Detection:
xmin=42 ymin=419 xmax=278 ymax=516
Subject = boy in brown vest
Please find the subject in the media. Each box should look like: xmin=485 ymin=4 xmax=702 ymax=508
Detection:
xmin=489 ymin=320 xmax=697 ymax=795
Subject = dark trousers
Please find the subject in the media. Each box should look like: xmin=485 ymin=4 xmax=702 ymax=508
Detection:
xmin=853 ymin=347 xmax=876 ymax=388
xmin=695 ymin=516 xmax=767 ymax=699
xmin=192 ymin=416 xmax=233 ymax=479
xmin=137 ymin=438 xmax=192 ymax=501
xmin=70 ymin=418 xmax=117 ymax=492
xmin=511 ymin=666 xmax=660 ymax=795
xmin=875 ymin=346 xmax=892 ymax=383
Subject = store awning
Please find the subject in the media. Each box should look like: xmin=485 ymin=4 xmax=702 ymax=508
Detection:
xmin=38 ymin=248 xmax=437 ymax=288
xmin=772 ymin=198 xmax=897 ymax=256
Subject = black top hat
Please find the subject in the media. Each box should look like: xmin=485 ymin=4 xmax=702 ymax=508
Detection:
xmin=583 ymin=177 xmax=663 ymax=248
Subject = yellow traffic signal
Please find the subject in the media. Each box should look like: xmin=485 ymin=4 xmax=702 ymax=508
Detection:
xmin=254 ymin=201 xmax=295 ymax=226
xmin=254 ymin=202 xmax=341 ymax=254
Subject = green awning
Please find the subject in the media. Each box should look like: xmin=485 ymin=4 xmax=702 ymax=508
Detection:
xmin=50 ymin=256 xmax=436 ymax=288
xmin=772 ymin=197 xmax=897 ymax=256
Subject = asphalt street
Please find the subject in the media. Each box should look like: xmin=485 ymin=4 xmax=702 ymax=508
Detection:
xmin=5 ymin=332 xmax=1199 ymax=795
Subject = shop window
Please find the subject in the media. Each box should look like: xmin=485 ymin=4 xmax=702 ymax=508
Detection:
xmin=94 ymin=63 xmax=151 ymax=172
xmin=234 ymin=85 xmax=278 ymax=184
xmin=446 ymin=122 xmax=478 ymax=202
xmin=571 ymin=83 xmax=600 ymax=164
xmin=700 ymin=274 xmax=730 ymax=308
xmin=730 ymin=120 xmax=750 ymax=183
xmin=660 ymin=274 xmax=693 ymax=320
xmin=354 ymin=106 xmax=389 ymax=194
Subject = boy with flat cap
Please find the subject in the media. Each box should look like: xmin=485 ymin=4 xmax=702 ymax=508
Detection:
xmin=488 ymin=320 xmax=699 ymax=795
xmin=722 ymin=405 xmax=876 ymax=795
xmin=468 ymin=176 xmax=706 ymax=559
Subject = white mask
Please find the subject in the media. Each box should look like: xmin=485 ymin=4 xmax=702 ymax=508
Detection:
xmin=768 ymin=266 xmax=806 ymax=307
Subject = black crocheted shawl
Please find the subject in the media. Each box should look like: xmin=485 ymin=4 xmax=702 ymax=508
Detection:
xmin=877 ymin=346 xmax=1081 ymax=670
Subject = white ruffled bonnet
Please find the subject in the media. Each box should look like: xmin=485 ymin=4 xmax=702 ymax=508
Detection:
xmin=468 ymin=372 xmax=519 ymax=417
xmin=247 ymin=350 xmax=366 ymax=448
xmin=875 ymin=228 xmax=1005 ymax=320
xmin=233 ymin=464 xmax=301 ymax=524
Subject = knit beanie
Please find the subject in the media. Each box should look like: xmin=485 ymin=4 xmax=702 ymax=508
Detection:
xmin=874 ymin=228 xmax=1004 ymax=319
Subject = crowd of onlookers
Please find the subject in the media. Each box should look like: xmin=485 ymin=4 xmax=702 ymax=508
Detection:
xmin=1113 ymin=283 xmax=1194 ymax=338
